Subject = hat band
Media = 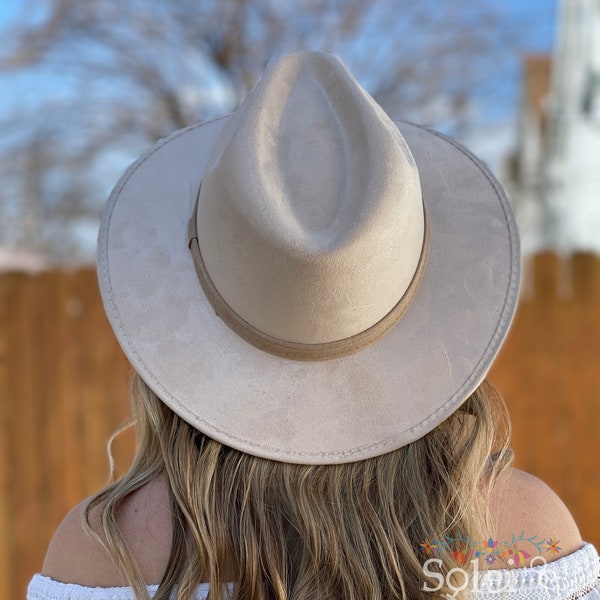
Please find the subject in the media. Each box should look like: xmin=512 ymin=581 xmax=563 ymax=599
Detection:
xmin=187 ymin=193 xmax=429 ymax=361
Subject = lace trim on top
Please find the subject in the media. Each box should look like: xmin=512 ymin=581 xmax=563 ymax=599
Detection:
xmin=27 ymin=544 xmax=599 ymax=599
xmin=26 ymin=578 xmax=213 ymax=600
xmin=473 ymin=542 xmax=600 ymax=599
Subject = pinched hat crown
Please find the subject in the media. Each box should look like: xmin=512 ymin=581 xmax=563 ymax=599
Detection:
xmin=193 ymin=52 xmax=426 ymax=354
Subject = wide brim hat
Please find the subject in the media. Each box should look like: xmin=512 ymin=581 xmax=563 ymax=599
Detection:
xmin=98 ymin=51 xmax=520 ymax=464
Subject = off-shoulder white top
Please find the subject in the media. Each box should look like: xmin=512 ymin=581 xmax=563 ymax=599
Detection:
xmin=28 ymin=543 xmax=600 ymax=600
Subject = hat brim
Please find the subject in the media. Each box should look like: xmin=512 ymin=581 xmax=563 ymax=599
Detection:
xmin=98 ymin=117 xmax=520 ymax=464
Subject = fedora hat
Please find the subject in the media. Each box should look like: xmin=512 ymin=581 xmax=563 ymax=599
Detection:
xmin=97 ymin=51 xmax=520 ymax=464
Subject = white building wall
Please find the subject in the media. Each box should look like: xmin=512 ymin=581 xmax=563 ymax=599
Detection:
xmin=544 ymin=0 xmax=600 ymax=253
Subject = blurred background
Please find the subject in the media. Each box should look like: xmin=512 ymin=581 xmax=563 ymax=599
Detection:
xmin=0 ymin=0 xmax=598 ymax=597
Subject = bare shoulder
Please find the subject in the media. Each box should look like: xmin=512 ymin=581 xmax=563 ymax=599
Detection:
xmin=489 ymin=467 xmax=583 ymax=567
xmin=42 ymin=476 xmax=172 ymax=587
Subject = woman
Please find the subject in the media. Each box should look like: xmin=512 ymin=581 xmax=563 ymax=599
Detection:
xmin=29 ymin=51 xmax=598 ymax=599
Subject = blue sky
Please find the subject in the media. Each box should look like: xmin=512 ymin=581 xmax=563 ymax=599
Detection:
xmin=484 ymin=0 xmax=557 ymax=116
xmin=0 ymin=0 xmax=559 ymax=121
xmin=0 ymin=0 xmax=560 ymax=258
xmin=0 ymin=0 xmax=559 ymax=134
xmin=459 ymin=0 xmax=558 ymax=168
xmin=496 ymin=0 xmax=557 ymax=49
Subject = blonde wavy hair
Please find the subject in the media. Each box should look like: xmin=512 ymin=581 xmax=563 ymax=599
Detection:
xmin=85 ymin=374 xmax=512 ymax=600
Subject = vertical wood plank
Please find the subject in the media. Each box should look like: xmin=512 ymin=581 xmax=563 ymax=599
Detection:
xmin=0 ymin=274 xmax=17 ymax=599
xmin=36 ymin=271 xmax=68 ymax=566
xmin=6 ymin=273 xmax=44 ymax=599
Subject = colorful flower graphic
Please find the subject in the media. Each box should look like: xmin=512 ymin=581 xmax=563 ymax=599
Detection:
xmin=510 ymin=549 xmax=532 ymax=566
xmin=419 ymin=538 xmax=438 ymax=555
xmin=450 ymin=549 xmax=472 ymax=566
xmin=418 ymin=533 xmax=557 ymax=567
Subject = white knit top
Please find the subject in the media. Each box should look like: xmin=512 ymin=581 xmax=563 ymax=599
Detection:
xmin=28 ymin=543 xmax=600 ymax=600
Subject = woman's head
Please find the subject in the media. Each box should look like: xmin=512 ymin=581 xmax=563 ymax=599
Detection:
xmin=88 ymin=374 xmax=512 ymax=600
xmin=91 ymin=50 xmax=520 ymax=600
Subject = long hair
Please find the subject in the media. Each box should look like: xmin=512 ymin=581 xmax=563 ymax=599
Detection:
xmin=85 ymin=375 xmax=512 ymax=600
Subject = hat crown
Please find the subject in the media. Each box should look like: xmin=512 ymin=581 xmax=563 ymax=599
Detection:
xmin=196 ymin=51 xmax=425 ymax=345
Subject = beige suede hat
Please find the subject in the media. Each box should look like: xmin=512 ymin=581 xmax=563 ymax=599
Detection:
xmin=97 ymin=51 xmax=520 ymax=464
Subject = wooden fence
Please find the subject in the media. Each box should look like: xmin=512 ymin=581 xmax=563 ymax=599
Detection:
xmin=0 ymin=254 xmax=599 ymax=598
